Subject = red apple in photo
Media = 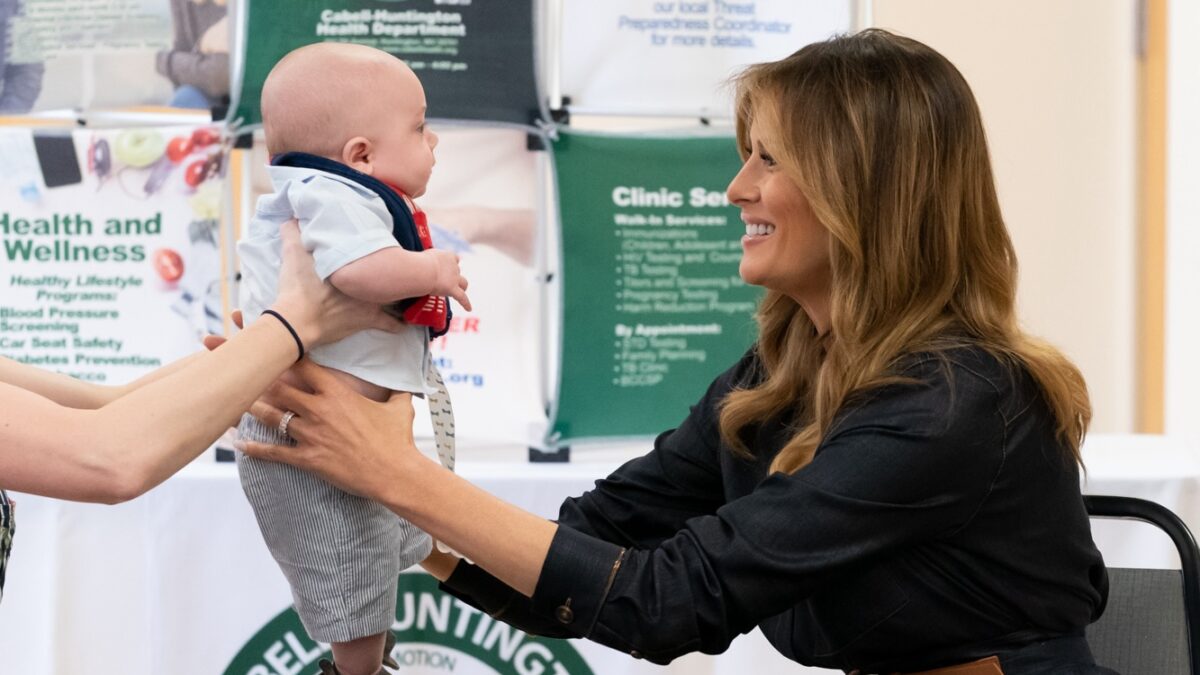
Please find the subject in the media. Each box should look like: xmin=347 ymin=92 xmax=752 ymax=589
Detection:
xmin=190 ymin=127 xmax=219 ymax=147
xmin=184 ymin=159 xmax=207 ymax=187
xmin=154 ymin=248 xmax=184 ymax=283
xmin=166 ymin=136 xmax=194 ymax=163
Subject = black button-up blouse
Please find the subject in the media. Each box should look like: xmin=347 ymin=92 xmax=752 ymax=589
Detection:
xmin=441 ymin=346 xmax=1108 ymax=673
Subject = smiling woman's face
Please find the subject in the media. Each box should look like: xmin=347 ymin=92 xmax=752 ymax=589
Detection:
xmin=726 ymin=119 xmax=832 ymax=313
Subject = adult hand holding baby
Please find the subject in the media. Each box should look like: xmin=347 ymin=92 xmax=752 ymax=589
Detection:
xmin=227 ymin=223 xmax=447 ymax=503
xmin=271 ymin=219 xmax=403 ymax=348
xmin=204 ymin=220 xmax=402 ymax=352
xmin=235 ymin=360 xmax=423 ymax=505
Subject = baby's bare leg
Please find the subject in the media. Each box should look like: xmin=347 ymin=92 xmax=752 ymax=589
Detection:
xmin=330 ymin=632 xmax=388 ymax=675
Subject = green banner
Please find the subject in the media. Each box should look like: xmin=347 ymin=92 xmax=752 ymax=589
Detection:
xmin=231 ymin=0 xmax=541 ymax=127
xmin=551 ymin=131 xmax=760 ymax=442
xmin=224 ymin=574 xmax=593 ymax=675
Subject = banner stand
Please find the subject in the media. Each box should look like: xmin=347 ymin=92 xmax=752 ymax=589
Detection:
xmin=529 ymin=445 xmax=570 ymax=463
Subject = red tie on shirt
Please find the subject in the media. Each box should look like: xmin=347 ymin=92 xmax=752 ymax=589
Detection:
xmin=385 ymin=187 xmax=449 ymax=333
xmin=401 ymin=209 xmax=449 ymax=331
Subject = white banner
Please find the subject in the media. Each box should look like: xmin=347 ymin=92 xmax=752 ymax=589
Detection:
xmin=0 ymin=124 xmax=229 ymax=384
xmin=559 ymin=0 xmax=853 ymax=117
xmin=413 ymin=127 xmax=547 ymax=447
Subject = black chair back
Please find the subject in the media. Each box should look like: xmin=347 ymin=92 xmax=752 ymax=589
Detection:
xmin=1085 ymin=495 xmax=1200 ymax=675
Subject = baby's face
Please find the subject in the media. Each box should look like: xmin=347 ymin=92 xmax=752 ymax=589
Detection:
xmin=368 ymin=69 xmax=438 ymax=198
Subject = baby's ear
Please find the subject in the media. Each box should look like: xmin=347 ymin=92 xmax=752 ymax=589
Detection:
xmin=341 ymin=137 xmax=373 ymax=175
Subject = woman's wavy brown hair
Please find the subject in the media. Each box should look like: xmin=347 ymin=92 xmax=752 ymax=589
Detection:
xmin=719 ymin=29 xmax=1090 ymax=473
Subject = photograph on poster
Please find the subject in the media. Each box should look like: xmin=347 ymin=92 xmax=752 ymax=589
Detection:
xmin=3 ymin=0 xmax=229 ymax=111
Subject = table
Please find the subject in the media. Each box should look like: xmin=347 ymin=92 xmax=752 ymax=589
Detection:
xmin=0 ymin=434 xmax=1194 ymax=674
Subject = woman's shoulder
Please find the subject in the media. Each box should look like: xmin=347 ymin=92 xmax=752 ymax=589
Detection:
xmin=839 ymin=344 xmax=1034 ymax=436
xmin=895 ymin=343 xmax=1025 ymax=395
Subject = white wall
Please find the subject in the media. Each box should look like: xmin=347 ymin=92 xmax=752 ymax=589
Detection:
xmin=873 ymin=0 xmax=1140 ymax=433
xmin=1165 ymin=0 xmax=1200 ymax=440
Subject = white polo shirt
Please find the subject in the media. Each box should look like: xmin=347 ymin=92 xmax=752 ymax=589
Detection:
xmin=237 ymin=165 xmax=429 ymax=394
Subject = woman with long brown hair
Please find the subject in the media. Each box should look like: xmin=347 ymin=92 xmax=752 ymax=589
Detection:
xmin=239 ymin=30 xmax=1115 ymax=674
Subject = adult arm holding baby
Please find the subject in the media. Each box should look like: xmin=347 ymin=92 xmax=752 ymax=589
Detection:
xmin=0 ymin=220 xmax=393 ymax=505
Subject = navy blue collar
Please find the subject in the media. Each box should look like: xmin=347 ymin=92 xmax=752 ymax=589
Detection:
xmin=271 ymin=152 xmax=422 ymax=253
xmin=272 ymin=152 xmax=452 ymax=339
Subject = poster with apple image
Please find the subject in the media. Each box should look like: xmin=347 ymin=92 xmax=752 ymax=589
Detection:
xmin=229 ymin=0 xmax=542 ymax=128
xmin=0 ymin=124 xmax=230 ymax=386
xmin=559 ymin=0 xmax=853 ymax=116
xmin=5 ymin=0 xmax=192 ymax=113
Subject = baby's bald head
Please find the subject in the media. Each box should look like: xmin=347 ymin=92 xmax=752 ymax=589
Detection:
xmin=261 ymin=42 xmax=422 ymax=158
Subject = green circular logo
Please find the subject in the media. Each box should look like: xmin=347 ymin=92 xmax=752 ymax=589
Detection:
xmin=224 ymin=574 xmax=594 ymax=675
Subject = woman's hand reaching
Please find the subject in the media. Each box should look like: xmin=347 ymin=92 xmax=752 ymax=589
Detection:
xmin=234 ymin=358 xmax=424 ymax=503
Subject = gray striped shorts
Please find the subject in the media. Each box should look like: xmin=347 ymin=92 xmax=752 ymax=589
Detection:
xmin=236 ymin=413 xmax=432 ymax=643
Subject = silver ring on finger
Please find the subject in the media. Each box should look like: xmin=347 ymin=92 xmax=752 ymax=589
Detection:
xmin=278 ymin=410 xmax=297 ymax=438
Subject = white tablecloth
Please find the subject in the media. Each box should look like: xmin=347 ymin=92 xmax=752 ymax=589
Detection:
xmin=0 ymin=434 xmax=1195 ymax=675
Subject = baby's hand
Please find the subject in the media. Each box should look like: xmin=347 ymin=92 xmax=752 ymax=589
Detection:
xmin=425 ymin=249 xmax=472 ymax=312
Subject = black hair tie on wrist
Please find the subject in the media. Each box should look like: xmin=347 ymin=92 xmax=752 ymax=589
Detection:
xmin=261 ymin=309 xmax=305 ymax=361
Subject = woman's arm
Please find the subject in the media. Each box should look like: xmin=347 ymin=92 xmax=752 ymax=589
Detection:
xmin=0 ymin=355 xmax=127 ymax=409
xmin=0 ymin=318 xmax=299 ymax=503
xmin=237 ymin=353 xmax=1010 ymax=664
xmin=422 ymin=206 xmax=536 ymax=267
xmin=0 ymin=221 xmax=394 ymax=504
xmin=0 ymin=351 xmax=204 ymax=409
xmin=242 ymin=348 xmax=741 ymax=593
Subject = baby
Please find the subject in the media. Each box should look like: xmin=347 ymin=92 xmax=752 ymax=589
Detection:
xmin=235 ymin=42 xmax=468 ymax=675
